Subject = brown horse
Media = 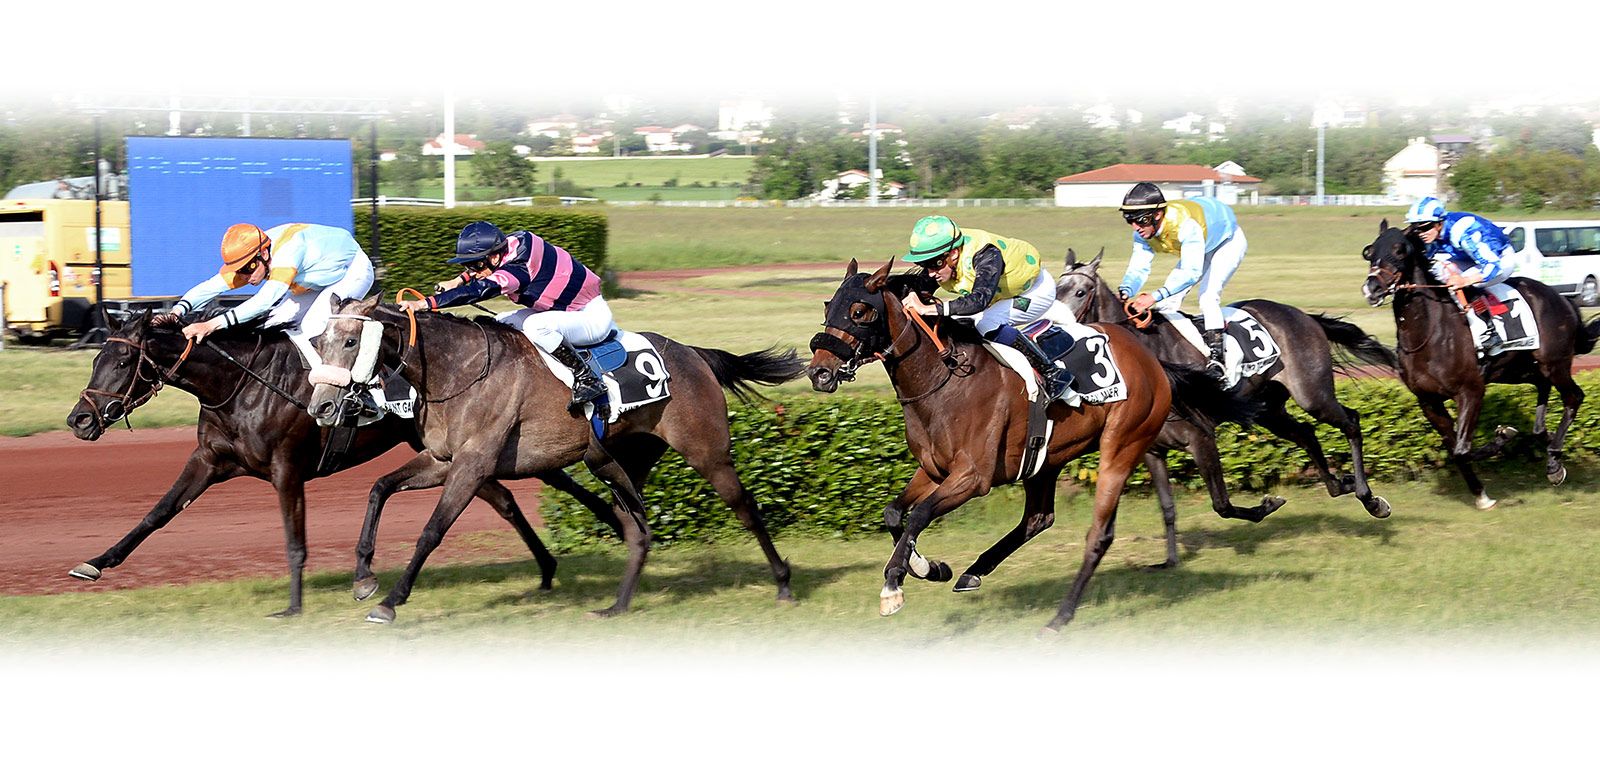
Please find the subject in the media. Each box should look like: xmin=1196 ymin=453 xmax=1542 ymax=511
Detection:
xmin=1362 ymin=221 xmax=1600 ymax=507
xmin=65 ymin=310 xmax=612 ymax=617
xmin=806 ymin=261 xmax=1254 ymax=632
xmin=310 ymin=295 xmax=804 ymax=623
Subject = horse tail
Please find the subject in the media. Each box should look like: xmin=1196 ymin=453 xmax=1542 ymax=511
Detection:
xmin=1577 ymin=315 xmax=1600 ymax=355
xmin=1308 ymin=313 xmax=1399 ymax=373
xmin=691 ymin=344 xmax=807 ymax=404
xmin=1160 ymin=362 xmax=1263 ymax=432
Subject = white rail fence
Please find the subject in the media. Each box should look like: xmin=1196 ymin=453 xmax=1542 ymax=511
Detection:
xmin=352 ymin=195 xmax=1411 ymax=210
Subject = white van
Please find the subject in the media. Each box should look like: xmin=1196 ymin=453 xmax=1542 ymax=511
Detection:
xmin=1499 ymin=220 xmax=1600 ymax=306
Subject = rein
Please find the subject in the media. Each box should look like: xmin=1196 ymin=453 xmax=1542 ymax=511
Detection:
xmin=78 ymin=335 xmax=202 ymax=430
xmin=207 ymin=340 xmax=310 ymax=411
xmin=883 ymin=303 xmax=968 ymax=404
xmin=381 ymin=293 xmax=495 ymax=405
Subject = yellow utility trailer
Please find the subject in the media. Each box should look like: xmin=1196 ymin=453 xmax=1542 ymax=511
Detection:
xmin=0 ymin=199 xmax=131 ymax=341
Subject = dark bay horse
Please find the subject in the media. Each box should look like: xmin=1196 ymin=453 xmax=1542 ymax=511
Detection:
xmin=310 ymin=296 xmax=804 ymax=624
xmin=1362 ymin=222 xmax=1600 ymax=508
xmin=66 ymin=311 xmax=612 ymax=617
xmin=805 ymin=261 xmax=1255 ymax=632
xmin=1055 ymin=248 xmax=1398 ymax=565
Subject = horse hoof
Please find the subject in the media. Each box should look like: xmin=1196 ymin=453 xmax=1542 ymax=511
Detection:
xmin=1474 ymin=493 xmax=1498 ymax=511
xmin=952 ymin=574 xmax=982 ymax=592
xmin=879 ymin=586 xmax=905 ymax=617
xmin=1263 ymin=496 xmax=1287 ymax=513
xmin=929 ymin=561 xmax=954 ymax=582
xmin=587 ymin=605 xmax=627 ymax=619
xmin=1495 ymin=425 xmax=1519 ymax=441
xmin=266 ymin=608 xmax=301 ymax=619
xmin=353 ymin=576 xmax=379 ymax=601
xmin=1036 ymin=625 xmax=1061 ymax=640
xmin=1146 ymin=560 xmax=1178 ymax=571
xmin=1549 ymin=465 xmax=1568 ymax=486
xmin=68 ymin=563 xmax=102 ymax=582
xmin=365 ymin=605 xmax=396 ymax=624
xmin=1368 ymin=496 xmax=1392 ymax=519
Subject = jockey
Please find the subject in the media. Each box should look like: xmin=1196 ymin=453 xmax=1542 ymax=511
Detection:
xmin=900 ymin=215 xmax=1072 ymax=399
xmin=169 ymin=222 xmax=375 ymax=382
xmin=399 ymin=221 xmax=613 ymax=412
xmin=1117 ymin=182 xmax=1248 ymax=381
xmin=1405 ymin=196 xmax=1513 ymax=355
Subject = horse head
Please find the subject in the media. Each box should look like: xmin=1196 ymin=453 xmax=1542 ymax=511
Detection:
xmin=1362 ymin=219 xmax=1425 ymax=306
xmin=1055 ymin=247 xmax=1107 ymax=323
xmin=67 ymin=310 xmax=188 ymax=440
xmin=307 ymin=294 xmax=387 ymax=425
xmin=806 ymin=258 xmax=938 ymax=392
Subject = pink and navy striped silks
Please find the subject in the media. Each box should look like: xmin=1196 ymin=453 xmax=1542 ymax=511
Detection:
xmin=429 ymin=231 xmax=602 ymax=313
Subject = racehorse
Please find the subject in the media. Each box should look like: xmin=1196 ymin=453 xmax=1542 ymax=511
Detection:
xmin=1362 ymin=221 xmax=1600 ymax=507
xmin=66 ymin=310 xmax=613 ymax=617
xmin=309 ymin=295 xmax=805 ymax=623
xmin=805 ymin=260 xmax=1257 ymax=632
xmin=1055 ymin=248 xmax=1398 ymax=565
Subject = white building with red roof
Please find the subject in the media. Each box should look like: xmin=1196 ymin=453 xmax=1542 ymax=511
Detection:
xmin=1053 ymin=163 xmax=1262 ymax=207
xmin=421 ymin=133 xmax=486 ymax=157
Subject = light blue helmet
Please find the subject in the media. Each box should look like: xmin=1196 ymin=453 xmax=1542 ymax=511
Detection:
xmin=1405 ymin=197 xmax=1446 ymax=224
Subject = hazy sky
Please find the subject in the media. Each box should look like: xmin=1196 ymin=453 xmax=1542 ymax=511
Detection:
xmin=13 ymin=0 xmax=1593 ymax=108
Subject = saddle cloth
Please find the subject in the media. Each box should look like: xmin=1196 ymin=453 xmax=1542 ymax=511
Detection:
xmin=988 ymin=314 xmax=1128 ymax=406
xmin=1464 ymin=283 xmax=1540 ymax=356
xmin=1161 ymin=305 xmax=1282 ymax=389
xmin=536 ymin=329 xmax=672 ymax=423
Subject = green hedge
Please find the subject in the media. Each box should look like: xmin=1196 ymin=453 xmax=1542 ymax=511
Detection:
xmin=542 ymin=372 xmax=1600 ymax=546
xmin=352 ymin=205 xmax=608 ymax=298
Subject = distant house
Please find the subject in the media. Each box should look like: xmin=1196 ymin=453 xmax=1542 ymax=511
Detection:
xmin=526 ymin=114 xmax=581 ymax=138
xmin=1053 ymin=163 xmax=1262 ymax=207
xmin=634 ymin=126 xmax=690 ymax=153
xmin=571 ymin=133 xmax=609 ymax=155
xmin=421 ymin=133 xmax=485 ymax=157
xmin=815 ymin=169 xmax=904 ymax=201
xmin=1383 ymin=137 xmax=1441 ymax=200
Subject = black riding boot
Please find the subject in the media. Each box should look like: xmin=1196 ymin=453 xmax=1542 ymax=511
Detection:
xmin=1475 ymin=312 xmax=1504 ymax=357
xmin=1005 ymin=333 xmax=1073 ymax=400
xmin=550 ymin=341 xmax=606 ymax=414
xmin=1201 ymin=328 xmax=1228 ymax=382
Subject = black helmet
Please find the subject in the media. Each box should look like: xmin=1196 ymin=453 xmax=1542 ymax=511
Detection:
xmin=449 ymin=221 xmax=508 ymax=264
xmin=1120 ymin=182 xmax=1166 ymax=225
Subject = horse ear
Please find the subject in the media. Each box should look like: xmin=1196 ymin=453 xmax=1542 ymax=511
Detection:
xmin=1090 ymin=247 xmax=1104 ymax=270
xmin=1066 ymin=248 xmax=1077 ymax=267
xmin=100 ymin=303 xmax=120 ymax=331
xmin=1379 ymin=218 xmax=1389 ymax=233
xmin=864 ymin=259 xmax=892 ymax=293
xmin=846 ymin=258 xmax=858 ymax=277
xmin=355 ymin=293 xmax=381 ymax=314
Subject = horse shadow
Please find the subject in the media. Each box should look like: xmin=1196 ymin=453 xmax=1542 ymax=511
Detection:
xmin=1172 ymin=510 xmax=1411 ymax=559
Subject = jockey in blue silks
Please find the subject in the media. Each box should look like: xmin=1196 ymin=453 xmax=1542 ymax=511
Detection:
xmin=1405 ymin=196 xmax=1515 ymax=354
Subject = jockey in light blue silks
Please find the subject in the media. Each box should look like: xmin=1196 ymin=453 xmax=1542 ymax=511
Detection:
xmin=1404 ymin=196 xmax=1515 ymax=354
xmin=1117 ymin=182 xmax=1249 ymax=381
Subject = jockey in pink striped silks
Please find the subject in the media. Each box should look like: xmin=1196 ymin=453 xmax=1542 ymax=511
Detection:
xmin=400 ymin=221 xmax=614 ymax=412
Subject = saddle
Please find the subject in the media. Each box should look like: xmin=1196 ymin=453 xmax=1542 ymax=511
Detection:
xmin=1159 ymin=306 xmax=1282 ymax=389
xmin=535 ymin=329 xmax=673 ymax=428
xmin=1462 ymin=283 xmax=1540 ymax=356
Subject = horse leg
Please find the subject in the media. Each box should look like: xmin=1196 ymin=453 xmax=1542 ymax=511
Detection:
xmin=268 ymin=467 xmax=308 ymax=619
xmin=366 ymin=459 xmax=492 ymax=624
xmin=1258 ymin=397 xmax=1347 ymax=498
xmin=1143 ymin=452 xmax=1181 ymax=569
xmin=539 ymin=467 xmax=623 ymax=539
xmin=885 ymin=469 xmax=951 ymax=583
xmin=880 ymin=465 xmax=981 ymax=617
xmin=1044 ymin=443 xmax=1140 ymax=633
xmin=1304 ymin=397 xmax=1390 ymax=519
xmin=953 ymin=468 xmax=1060 ymax=592
xmin=352 ymin=451 xmax=452 ymax=601
xmin=1544 ymin=364 xmax=1585 ymax=486
xmin=1415 ymin=394 xmax=1493 ymax=509
xmin=583 ymin=445 xmax=652 ymax=618
xmin=675 ymin=444 xmax=794 ymax=603
xmin=73 ymin=449 xmax=240 ymax=581
xmin=474 ymin=479 xmax=560 ymax=591
xmin=1178 ymin=419 xmax=1284 ymax=523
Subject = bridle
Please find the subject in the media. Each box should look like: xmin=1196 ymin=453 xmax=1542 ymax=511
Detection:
xmin=810 ymin=295 xmax=968 ymax=404
xmin=76 ymin=336 xmax=195 ymax=431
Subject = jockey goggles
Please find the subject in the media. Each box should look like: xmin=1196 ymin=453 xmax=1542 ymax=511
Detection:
xmin=1121 ymin=209 xmax=1160 ymax=227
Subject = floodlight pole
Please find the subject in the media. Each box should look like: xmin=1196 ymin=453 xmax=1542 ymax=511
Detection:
xmin=93 ymin=114 xmax=104 ymax=306
xmin=868 ymin=94 xmax=879 ymax=206
xmin=369 ymin=118 xmax=382 ymax=293
xmin=444 ymin=94 xmax=457 ymax=209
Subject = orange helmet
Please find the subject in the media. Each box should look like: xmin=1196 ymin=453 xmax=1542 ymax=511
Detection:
xmin=220 ymin=223 xmax=271 ymax=273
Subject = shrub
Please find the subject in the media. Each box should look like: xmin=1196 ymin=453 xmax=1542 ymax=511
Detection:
xmin=353 ymin=205 xmax=607 ymax=297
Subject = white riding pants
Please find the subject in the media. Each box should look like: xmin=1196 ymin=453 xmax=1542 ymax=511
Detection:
xmin=963 ymin=268 xmax=1071 ymax=335
xmin=497 ymin=296 xmax=618 ymax=352
xmin=1156 ymin=228 xmax=1247 ymax=331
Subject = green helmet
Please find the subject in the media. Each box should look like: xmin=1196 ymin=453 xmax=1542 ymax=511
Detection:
xmin=905 ymin=215 xmax=968 ymax=263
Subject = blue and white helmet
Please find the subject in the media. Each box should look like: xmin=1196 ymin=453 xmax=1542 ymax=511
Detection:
xmin=1405 ymin=197 xmax=1446 ymax=224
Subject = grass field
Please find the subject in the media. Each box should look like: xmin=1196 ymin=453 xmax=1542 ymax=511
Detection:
xmin=3 ymin=464 xmax=1597 ymax=648
xmin=379 ymin=155 xmax=757 ymax=202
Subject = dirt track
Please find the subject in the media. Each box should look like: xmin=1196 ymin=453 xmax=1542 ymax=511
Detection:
xmin=0 ymin=427 xmax=551 ymax=596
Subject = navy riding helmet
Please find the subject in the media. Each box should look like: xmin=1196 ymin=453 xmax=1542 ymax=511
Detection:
xmin=449 ymin=221 xmax=508 ymax=264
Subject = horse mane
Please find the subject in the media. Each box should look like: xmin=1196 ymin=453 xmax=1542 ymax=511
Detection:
xmin=372 ymin=304 xmax=527 ymax=340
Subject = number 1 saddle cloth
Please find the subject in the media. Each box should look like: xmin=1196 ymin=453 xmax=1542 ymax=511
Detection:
xmin=1463 ymin=283 xmax=1541 ymax=357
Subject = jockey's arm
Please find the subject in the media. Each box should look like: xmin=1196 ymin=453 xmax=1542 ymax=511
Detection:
xmin=937 ymin=245 xmax=1004 ymax=316
xmin=170 ymin=272 xmax=247 ymax=317
xmin=1462 ymin=229 xmax=1506 ymax=283
xmin=216 ymin=276 xmax=292 ymax=328
xmin=427 ymin=272 xmax=510 ymax=310
xmin=1118 ymin=238 xmax=1155 ymax=299
xmin=1152 ymin=218 xmax=1208 ymax=302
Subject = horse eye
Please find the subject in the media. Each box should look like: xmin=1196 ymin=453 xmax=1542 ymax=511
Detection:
xmin=344 ymin=337 xmax=358 ymax=349
xmin=1075 ymin=289 xmax=1086 ymax=298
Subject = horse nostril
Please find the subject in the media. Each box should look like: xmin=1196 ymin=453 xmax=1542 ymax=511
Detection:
xmin=313 ymin=401 xmax=336 ymax=420
xmin=68 ymin=413 xmax=93 ymax=430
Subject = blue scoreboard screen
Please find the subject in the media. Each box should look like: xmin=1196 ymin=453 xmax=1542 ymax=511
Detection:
xmin=126 ymin=136 xmax=353 ymax=296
